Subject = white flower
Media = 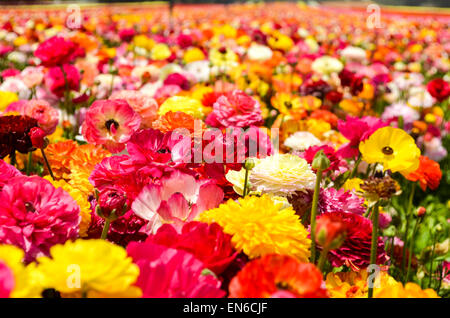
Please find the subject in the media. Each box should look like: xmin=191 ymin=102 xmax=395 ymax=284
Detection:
xmin=407 ymin=86 xmax=435 ymax=108
xmin=7 ymin=51 xmax=27 ymax=64
xmin=0 ymin=77 xmax=30 ymax=100
xmin=247 ymin=44 xmax=273 ymax=62
xmin=93 ymin=74 xmax=123 ymax=99
xmin=184 ymin=60 xmax=211 ymax=83
xmin=284 ymin=131 xmax=321 ymax=151
xmin=381 ymin=102 xmax=420 ymax=124
xmin=249 ymin=154 xmax=316 ymax=196
xmin=340 ymin=46 xmax=367 ymax=62
xmin=311 ymin=56 xmax=343 ymax=76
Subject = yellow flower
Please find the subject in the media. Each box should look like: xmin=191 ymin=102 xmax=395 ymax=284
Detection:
xmin=249 ymin=154 xmax=316 ymax=196
xmin=375 ymin=281 xmax=439 ymax=298
xmin=198 ymin=195 xmax=311 ymax=262
xmin=183 ymin=47 xmax=206 ymax=64
xmin=268 ymin=32 xmax=294 ymax=51
xmin=133 ymin=34 xmax=155 ymax=50
xmin=44 ymin=176 xmax=91 ymax=237
xmin=158 ymin=96 xmax=205 ymax=119
xmin=0 ymin=245 xmax=42 ymax=298
xmin=0 ymin=91 xmax=18 ymax=111
xmin=225 ymin=168 xmax=260 ymax=196
xmin=13 ymin=36 xmax=28 ymax=47
xmin=209 ymin=48 xmax=238 ymax=68
xmin=306 ymin=118 xmax=331 ymax=139
xmin=150 ymin=43 xmax=171 ymax=60
xmin=359 ymin=127 xmax=420 ymax=176
xmin=343 ymin=178 xmax=364 ymax=193
xmin=36 ymin=240 xmax=141 ymax=298
xmin=339 ymin=98 xmax=365 ymax=116
xmin=325 ymin=270 xmax=398 ymax=298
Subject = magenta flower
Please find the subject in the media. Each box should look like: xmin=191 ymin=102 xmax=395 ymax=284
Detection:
xmin=81 ymin=99 xmax=141 ymax=153
xmin=205 ymin=90 xmax=263 ymax=128
xmin=132 ymin=171 xmax=223 ymax=233
xmin=45 ymin=64 xmax=80 ymax=98
xmin=0 ymin=261 xmax=14 ymax=298
xmin=34 ymin=36 xmax=77 ymax=67
xmin=337 ymin=115 xmax=387 ymax=159
xmin=127 ymin=242 xmax=225 ymax=298
xmin=0 ymin=176 xmax=80 ymax=263
xmin=0 ymin=160 xmax=21 ymax=191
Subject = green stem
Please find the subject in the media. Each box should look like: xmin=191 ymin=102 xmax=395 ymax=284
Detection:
xmin=349 ymin=154 xmax=362 ymax=179
xmin=40 ymin=148 xmax=55 ymax=181
xmin=368 ymin=202 xmax=380 ymax=298
xmin=402 ymin=182 xmax=416 ymax=277
xmin=26 ymin=151 xmax=33 ymax=175
xmin=428 ymin=234 xmax=436 ymax=289
xmin=100 ymin=218 xmax=111 ymax=240
xmin=9 ymin=150 xmax=16 ymax=167
xmin=242 ymin=167 xmax=250 ymax=197
xmin=317 ymin=247 xmax=329 ymax=272
xmin=60 ymin=65 xmax=72 ymax=114
xmin=310 ymin=168 xmax=323 ymax=264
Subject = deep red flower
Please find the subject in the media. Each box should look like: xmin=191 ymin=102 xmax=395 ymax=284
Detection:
xmin=146 ymin=221 xmax=237 ymax=275
xmin=339 ymin=68 xmax=355 ymax=87
xmin=96 ymin=187 xmax=128 ymax=219
xmin=34 ymin=36 xmax=78 ymax=67
xmin=426 ymin=78 xmax=450 ymax=102
xmin=300 ymin=79 xmax=332 ymax=100
xmin=229 ymin=254 xmax=329 ymax=298
xmin=0 ymin=115 xmax=38 ymax=158
xmin=350 ymin=76 xmax=364 ymax=96
xmin=325 ymin=90 xmax=343 ymax=104
xmin=326 ymin=211 xmax=387 ymax=270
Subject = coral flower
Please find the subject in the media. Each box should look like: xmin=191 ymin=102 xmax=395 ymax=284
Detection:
xmin=229 ymin=254 xmax=328 ymax=298
xmin=205 ymin=90 xmax=263 ymax=128
xmin=109 ymin=90 xmax=159 ymax=128
xmin=0 ymin=176 xmax=80 ymax=263
xmin=146 ymin=221 xmax=237 ymax=275
xmin=127 ymin=241 xmax=225 ymax=298
xmin=132 ymin=171 xmax=223 ymax=233
xmin=36 ymin=239 xmax=141 ymax=297
xmin=405 ymin=156 xmax=442 ymax=191
xmin=359 ymin=126 xmax=421 ymax=176
xmin=81 ymin=99 xmax=141 ymax=153
xmin=6 ymin=100 xmax=59 ymax=135
xmin=198 ymin=195 xmax=311 ymax=262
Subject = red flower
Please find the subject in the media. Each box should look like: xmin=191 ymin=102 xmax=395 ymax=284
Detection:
xmin=301 ymin=145 xmax=340 ymax=173
xmin=326 ymin=211 xmax=387 ymax=270
xmin=0 ymin=115 xmax=38 ymax=158
xmin=427 ymin=78 xmax=450 ymax=102
xmin=406 ymin=156 xmax=442 ymax=191
xmin=339 ymin=68 xmax=355 ymax=87
xmin=315 ymin=213 xmax=347 ymax=250
xmin=229 ymin=254 xmax=328 ymax=298
xmin=29 ymin=127 xmax=47 ymax=149
xmin=325 ymin=91 xmax=343 ymax=104
xmin=34 ymin=36 xmax=78 ymax=67
xmin=96 ymin=187 xmax=128 ymax=219
xmin=45 ymin=64 xmax=80 ymax=97
xmin=146 ymin=221 xmax=237 ymax=275
xmin=350 ymin=76 xmax=364 ymax=96
xmin=163 ymin=73 xmax=190 ymax=90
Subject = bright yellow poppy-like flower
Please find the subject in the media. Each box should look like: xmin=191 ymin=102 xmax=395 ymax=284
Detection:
xmin=359 ymin=126 xmax=420 ymax=176
xmin=133 ymin=34 xmax=155 ymax=51
xmin=0 ymin=91 xmax=18 ymax=111
xmin=0 ymin=245 xmax=42 ymax=298
xmin=267 ymin=32 xmax=294 ymax=51
xmin=36 ymin=239 xmax=141 ymax=298
xmin=158 ymin=96 xmax=205 ymax=119
xmin=198 ymin=195 xmax=311 ymax=262
xmin=209 ymin=48 xmax=238 ymax=68
xmin=249 ymin=154 xmax=316 ymax=196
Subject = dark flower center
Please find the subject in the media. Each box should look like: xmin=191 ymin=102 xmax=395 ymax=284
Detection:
xmin=24 ymin=201 xmax=36 ymax=213
xmin=382 ymin=146 xmax=394 ymax=155
xmin=105 ymin=119 xmax=119 ymax=132
xmin=284 ymin=101 xmax=292 ymax=108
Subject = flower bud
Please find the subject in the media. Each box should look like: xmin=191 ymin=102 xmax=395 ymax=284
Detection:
xmin=29 ymin=127 xmax=47 ymax=149
xmin=417 ymin=206 xmax=426 ymax=218
xmin=315 ymin=213 xmax=347 ymax=250
xmin=244 ymin=158 xmax=256 ymax=170
xmin=96 ymin=187 xmax=128 ymax=220
xmin=311 ymin=150 xmax=330 ymax=171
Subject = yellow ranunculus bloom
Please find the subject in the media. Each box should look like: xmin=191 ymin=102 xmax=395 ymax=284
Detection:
xmin=151 ymin=43 xmax=171 ymax=61
xmin=0 ymin=91 xmax=19 ymax=111
xmin=158 ymin=96 xmax=205 ymax=119
xmin=36 ymin=239 xmax=141 ymax=298
xmin=359 ymin=126 xmax=420 ymax=176
xmin=183 ymin=47 xmax=206 ymax=64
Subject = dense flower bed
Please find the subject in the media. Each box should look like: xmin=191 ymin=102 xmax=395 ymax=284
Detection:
xmin=0 ymin=2 xmax=449 ymax=298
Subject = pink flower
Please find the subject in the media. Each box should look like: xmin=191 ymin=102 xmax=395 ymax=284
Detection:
xmin=163 ymin=73 xmax=190 ymax=90
xmin=205 ymin=90 xmax=263 ymax=128
xmin=0 ymin=159 xmax=22 ymax=191
xmin=146 ymin=221 xmax=237 ymax=275
xmin=154 ymin=84 xmax=182 ymax=101
xmin=337 ymin=115 xmax=387 ymax=159
xmin=109 ymin=90 xmax=158 ymax=128
xmin=132 ymin=171 xmax=223 ymax=233
xmin=127 ymin=242 xmax=225 ymax=298
xmin=34 ymin=36 xmax=77 ymax=67
xmin=0 ymin=261 xmax=14 ymax=298
xmin=81 ymin=99 xmax=141 ymax=153
xmin=1 ymin=68 xmax=20 ymax=78
xmin=0 ymin=176 xmax=80 ymax=263
xmin=45 ymin=64 xmax=80 ymax=97
xmin=20 ymin=66 xmax=44 ymax=88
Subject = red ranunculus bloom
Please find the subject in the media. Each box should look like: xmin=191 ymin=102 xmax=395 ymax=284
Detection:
xmin=34 ymin=36 xmax=78 ymax=67
xmin=45 ymin=64 xmax=80 ymax=97
xmin=426 ymin=78 xmax=450 ymax=102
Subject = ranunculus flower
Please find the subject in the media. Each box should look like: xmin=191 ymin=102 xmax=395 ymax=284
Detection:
xmin=45 ymin=64 xmax=80 ymax=97
xmin=81 ymin=99 xmax=141 ymax=153
xmin=9 ymin=100 xmax=59 ymax=135
xmin=96 ymin=187 xmax=128 ymax=219
xmin=34 ymin=36 xmax=77 ymax=67
xmin=426 ymin=78 xmax=450 ymax=102
xmin=29 ymin=127 xmax=46 ymax=149
xmin=146 ymin=221 xmax=237 ymax=275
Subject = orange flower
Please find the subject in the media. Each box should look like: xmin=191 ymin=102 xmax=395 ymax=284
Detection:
xmin=406 ymin=156 xmax=442 ymax=191
xmin=229 ymin=254 xmax=328 ymax=298
xmin=310 ymin=109 xmax=338 ymax=128
xmin=35 ymin=140 xmax=78 ymax=179
xmin=152 ymin=111 xmax=206 ymax=135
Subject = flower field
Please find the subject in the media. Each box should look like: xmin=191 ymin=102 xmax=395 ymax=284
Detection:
xmin=0 ymin=2 xmax=449 ymax=299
